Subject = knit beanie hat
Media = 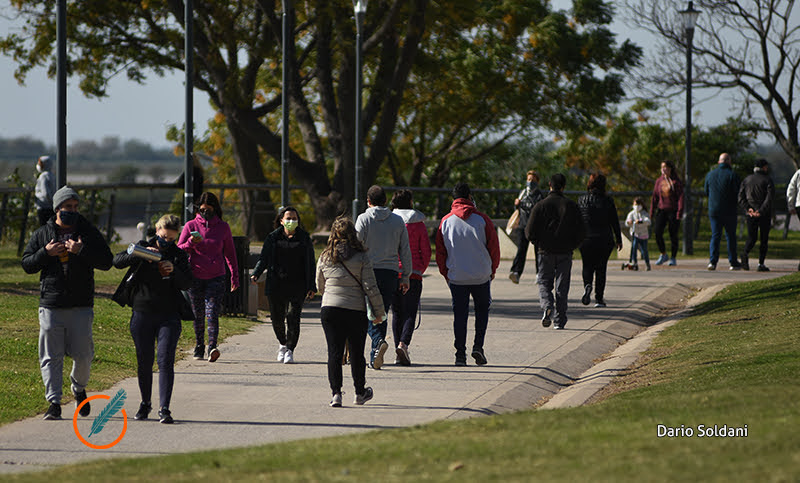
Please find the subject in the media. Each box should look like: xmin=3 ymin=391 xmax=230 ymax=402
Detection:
xmin=53 ymin=186 xmax=80 ymax=210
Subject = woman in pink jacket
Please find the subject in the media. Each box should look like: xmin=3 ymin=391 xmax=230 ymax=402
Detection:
xmin=390 ymin=189 xmax=432 ymax=365
xmin=178 ymin=192 xmax=239 ymax=362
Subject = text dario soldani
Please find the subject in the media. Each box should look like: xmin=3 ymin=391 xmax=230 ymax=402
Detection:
xmin=657 ymin=423 xmax=748 ymax=438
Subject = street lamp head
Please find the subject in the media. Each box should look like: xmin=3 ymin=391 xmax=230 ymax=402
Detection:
xmin=353 ymin=0 xmax=367 ymax=14
xmin=679 ymin=1 xmax=701 ymax=33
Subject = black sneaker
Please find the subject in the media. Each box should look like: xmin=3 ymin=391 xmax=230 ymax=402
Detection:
xmin=541 ymin=307 xmax=553 ymax=328
xmin=208 ymin=345 xmax=220 ymax=362
xmin=757 ymin=264 xmax=770 ymax=272
xmin=455 ymin=356 xmax=467 ymax=367
xmin=193 ymin=344 xmax=205 ymax=360
xmin=471 ymin=348 xmax=488 ymax=366
xmin=43 ymin=402 xmax=61 ymax=420
xmin=158 ymin=407 xmax=174 ymax=424
xmin=135 ymin=401 xmax=152 ymax=420
xmin=74 ymin=390 xmax=90 ymax=417
xmin=595 ymin=299 xmax=607 ymax=308
xmin=740 ymin=254 xmax=750 ymax=271
xmin=581 ymin=284 xmax=592 ymax=305
xmin=354 ymin=387 xmax=373 ymax=405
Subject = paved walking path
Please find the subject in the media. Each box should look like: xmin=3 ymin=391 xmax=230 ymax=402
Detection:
xmin=0 ymin=258 xmax=794 ymax=474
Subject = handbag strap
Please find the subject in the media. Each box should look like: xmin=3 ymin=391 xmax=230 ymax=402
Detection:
xmin=339 ymin=260 xmax=367 ymax=296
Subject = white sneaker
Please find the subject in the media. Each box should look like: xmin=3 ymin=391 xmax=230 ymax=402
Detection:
xmin=277 ymin=345 xmax=288 ymax=362
xmin=283 ymin=349 xmax=294 ymax=364
xmin=330 ymin=392 xmax=342 ymax=407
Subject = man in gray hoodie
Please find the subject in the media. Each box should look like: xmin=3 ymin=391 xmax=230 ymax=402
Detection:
xmin=355 ymin=185 xmax=412 ymax=369
xmin=35 ymin=155 xmax=56 ymax=226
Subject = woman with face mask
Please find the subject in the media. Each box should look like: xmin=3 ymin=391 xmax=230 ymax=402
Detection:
xmin=250 ymin=206 xmax=317 ymax=364
xmin=177 ymin=192 xmax=240 ymax=363
xmin=112 ymin=214 xmax=192 ymax=424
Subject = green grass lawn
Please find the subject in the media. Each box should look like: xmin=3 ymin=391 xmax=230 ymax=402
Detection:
xmin=3 ymin=255 xmax=798 ymax=481
xmin=0 ymin=245 xmax=257 ymax=425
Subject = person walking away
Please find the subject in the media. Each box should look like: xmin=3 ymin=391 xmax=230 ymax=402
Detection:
xmin=738 ymin=159 xmax=774 ymax=271
xmin=34 ymin=155 xmax=56 ymax=226
xmin=177 ymin=192 xmax=239 ymax=362
xmin=785 ymin=165 xmax=800 ymax=270
xmin=577 ymin=173 xmax=623 ymax=308
xmin=355 ymin=185 xmax=412 ymax=369
xmin=625 ymin=197 xmax=652 ymax=271
xmin=650 ymin=160 xmax=684 ymax=266
xmin=509 ymin=170 xmax=545 ymax=284
xmin=390 ymin=189 xmax=432 ymax=365
xmin=704 ymin=153 xmax=742 ymax=270
xmin=316 ymin=216 xmax=385 ymax=407
xmin=21 ymin=186 xmax=113 ymax=420
xmin=526 ymin=174 xmax=585 ymax=329
xmin=112 ymin=214 xmax=191 ymax=424
xmin=435 ymin=183 xmax=500 ymax=366
xmin=250 ymin=206 xmax=317 ymax=364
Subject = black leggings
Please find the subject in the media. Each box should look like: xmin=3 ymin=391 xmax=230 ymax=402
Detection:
xmin=580 ymin=238 xmax=614 ymax=301
xmin=267 ymin=292 xmax=305 ymax=350
xmin=320 ymin=306 xmax=368 ymax=396
xmin=653 ymin=209 xmax=680 ymax=258
xmin=130 ymin=311 xmax=181 ymax=409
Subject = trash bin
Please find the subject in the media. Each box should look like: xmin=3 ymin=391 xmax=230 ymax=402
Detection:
xmin=221 ymin=236 xmax=250 ymax=316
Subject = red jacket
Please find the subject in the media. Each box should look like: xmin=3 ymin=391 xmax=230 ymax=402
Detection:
xmin=394 ymin=209 xmax=432 ymax=281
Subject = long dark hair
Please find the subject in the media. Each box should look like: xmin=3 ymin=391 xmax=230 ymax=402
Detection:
xmin=662 ymin=160 xmax=678 ymax=179
xmin=586 ymin=172 xmax=607 ymax=195
xmin=195 ymin=192 xmax=223 ymax=220
xmin=273 ymin=206 xmax=301 ymax=230
xmin=320 ymin=216 xmax=366 ymax=264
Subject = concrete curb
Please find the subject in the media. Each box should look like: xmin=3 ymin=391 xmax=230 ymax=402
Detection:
xmin=540 ymin=283 xmax=728 ymax=410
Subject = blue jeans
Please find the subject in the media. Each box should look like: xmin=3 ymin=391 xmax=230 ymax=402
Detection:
xmin=448 ymin=280 xmax=491 ymax=359
xmin=631 ymin=237 xmax=650 ymax=265
xmin=709 ymin=215 xmax=738 ymax=266
xmin=367 ymin=269 xmax=398 ymax=362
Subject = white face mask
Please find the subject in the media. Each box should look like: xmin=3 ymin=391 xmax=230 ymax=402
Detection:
xmin=634 ymin=205 xmax=642 ymax=213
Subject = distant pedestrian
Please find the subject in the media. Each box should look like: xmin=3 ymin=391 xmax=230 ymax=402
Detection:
xmin=509 ymin=170 xmax=545 ymax=284
xmin=21 ymin=186 xmax=113 ymax=420
xmin=704 ymin=153 xmax=742 ymax=270
xmin=435 ymin=182 xmax=500 ymax=366
xmin=526 ymin=174 xmax=585 ymax=329
xmin=784 ymin=166 xmax=800 ymax=270
xmin=112 ymin=214 xmax=192 ymax=424
xmin=34 ymin=155 xmax=56 ymax=226
xmin=738 ymin=159 xmax=774 ymax=271
xmin=390 ymin=189 xmax=432 ymax=366
xmin=316 ymin=216 xmax=385 ymax=407
xmin=177 ymin=192 xmax=240 ymax=362
xmin=650 ymin=160 xmax=684 ymax=266
xmin=577 ymin=173 xmax=622 ymax=308
xmin=624 ymin=197 xmax=652 ymax=271
xmin=250 ymin=206 xmax=317 ymax=364
xmin=355 ymin=185 xmax=412 ymax=370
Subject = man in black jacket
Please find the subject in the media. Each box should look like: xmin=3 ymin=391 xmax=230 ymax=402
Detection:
xmin=525 ymin=174 xmax=585 ymax=330
xmin=738 ymin=159 xmax=775 ymax=271
xmin=21 ymin=186 xmax=113 ymax=420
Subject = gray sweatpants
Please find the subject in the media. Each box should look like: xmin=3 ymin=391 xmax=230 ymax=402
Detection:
xmin=537 ymin=252 xmax=573 ymax=325
xmin=38 ymin=307 xmax=94 ymax=404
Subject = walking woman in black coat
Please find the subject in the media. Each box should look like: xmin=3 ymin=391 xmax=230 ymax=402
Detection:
xmin=577 ymin=173 xmax=623 ymax=307
xmin=113 ymin=214 xmax=192 ymax=424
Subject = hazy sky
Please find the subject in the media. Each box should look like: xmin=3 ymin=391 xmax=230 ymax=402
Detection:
xmin=0 ymin=1 xmax=740 ymax=150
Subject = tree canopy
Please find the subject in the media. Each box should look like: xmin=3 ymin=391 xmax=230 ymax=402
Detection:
xmin=1 ymin=0 xmax=641 ymax=233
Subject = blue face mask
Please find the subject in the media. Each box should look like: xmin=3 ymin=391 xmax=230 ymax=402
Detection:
xmin=59 ymin=210 xmax=79 ymax=226
xmin=157 ymin=236 xmax=174 ymax=249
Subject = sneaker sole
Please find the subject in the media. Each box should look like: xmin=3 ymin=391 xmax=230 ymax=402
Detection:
xmin=541 ymin=307 xmax=553 ymax=328
xmin=373 ymin=341 xmax=388 ymax=369
xmin=581 ymin=286 xmax=592 ymax=306
xmin=208 ymin=348 xmax=220 ymax=362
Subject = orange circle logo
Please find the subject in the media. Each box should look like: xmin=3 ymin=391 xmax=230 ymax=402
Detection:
xmin=73 ymin=394 xmax=128 ymax=449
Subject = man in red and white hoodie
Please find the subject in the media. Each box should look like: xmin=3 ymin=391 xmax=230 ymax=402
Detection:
xmin=435 ymin=183 xmax=500 ymax=367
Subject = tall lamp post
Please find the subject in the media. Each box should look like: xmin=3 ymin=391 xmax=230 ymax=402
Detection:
xmin=280 ymin=1 xmax=290 ymax=209
xmin=55 ymin=0 xmax=67 ymax=188
xmin=352 ymin=0 xmax=367 ymax=218
xmin=184 ymin=0 xmax=195 ymax=224
xmin=679 ymin=1 xmax=700 ymax=255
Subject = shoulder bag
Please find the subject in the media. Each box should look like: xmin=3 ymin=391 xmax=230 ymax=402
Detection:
xmin=339 ymin=261 xmax=386 ymax=322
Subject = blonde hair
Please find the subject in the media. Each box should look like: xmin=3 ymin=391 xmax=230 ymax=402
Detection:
xmin=155 ymin=214 xmax=181 ymax=232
